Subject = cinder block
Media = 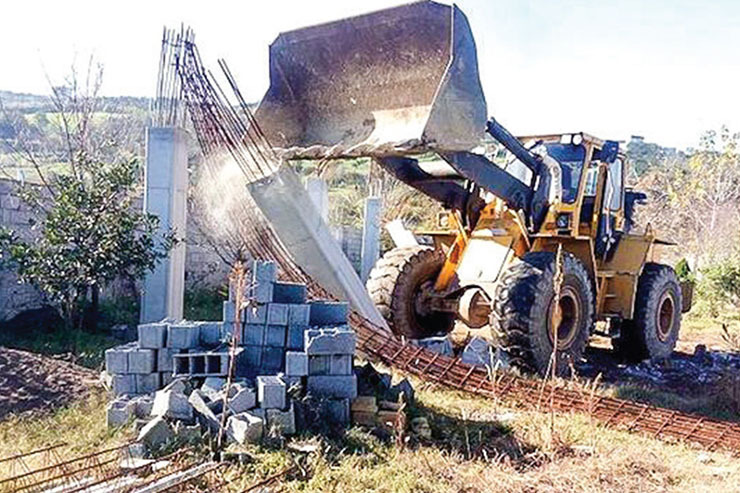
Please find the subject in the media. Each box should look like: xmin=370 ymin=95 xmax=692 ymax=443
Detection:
xmin=221 ymin=321 xmax=237 ymax=340
xmin=223 ymin=300 xmax=236 ymax=323
xmin=244 ymin=304 xmax=267 ymax=324
xmin=138 ymin=416 xmax=174 ymax=450
xmin=266 ymin=404 xmax=296 ymax=435
xmin=138 ymin=322 xmax=168 ymax=348
xmin=172 ymin=349 xmax=239 ymax=377
xmin=229 ymin=386 xmax=257 ymax=413
xmin=197 ymin=322 xmax=222 ymax=347
xmin=107 ymin=398 xmax=134 ymax=427
xmin=288 ymin=304 xmax=311 ymax=327
xmin=287 ymin=325 xmax=306 ymax=351
xmin=160 ymin=372 xmax=174 ymax=388
xmin=168 ymin=324 xmax=200 ymax=349
xmin=272 ymin=282 xmax=307 ymax=304
xmin=157 ymin=348 xmax=177 ymax=373
xmin=136 ymin=373 xmax=161 ymax=394
xmin=189 ymin=389 xmax=221 ymax=432
xmin=304 ymin=328 xmax=356 ymax=355
xmin=257 ymin=375 xmax=286 ymax=409
xmin=151 ymin=389 xmax=193 ymax=420
xmin=264 ymin=325 xmax=286 ymax=347
xmin=243 ymin=324 xmax=266 ymax=346
xmin=226 ymin=412 xmax=263 ymax=444
xmin=112 ymin=374 xmax=136 ymax=396
xmin=128 ymin=348 xmax=156 ymax=374
xmin=261 ymin=347 xmax=284 ymax=373
xmin=105 ymin=346 xmax=130 ymax=374
xmin=244 ymin=345 xmax=262 ymax=370
xmin=252 ymin=260 xmax=277 ymax=284
xmin=308 ymin=355 xmax=329 ymax=375
xmin=132 ymin=395 xmax=154 ymax=418
xmin=307 ymin=375 xmax=357 ymax=399
xmin=285 ymin=351 xmax=308 ymax=376
xmin=330 ymin=354 xmax=353 ymax=375
xmin=267 ymin=303 xmax=289 ymax=326
xmin=308 ymin=301 xmax=349 ymax=326
xmin=201 ymin=377 xmax=226 ymax=399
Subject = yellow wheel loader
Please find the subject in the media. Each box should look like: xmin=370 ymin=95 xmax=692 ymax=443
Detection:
xmin=253 ymin=1 xmax=693 ymax=375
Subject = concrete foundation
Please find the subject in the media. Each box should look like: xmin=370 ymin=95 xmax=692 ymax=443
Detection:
xmin=360 ymin=196 xmax=381 ymax=283
xmin=141 ymin=127 xmax=188 ymax=324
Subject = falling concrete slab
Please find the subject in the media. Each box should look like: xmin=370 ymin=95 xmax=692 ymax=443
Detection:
xmin=247 ymin=166 xmax=388 ymax=329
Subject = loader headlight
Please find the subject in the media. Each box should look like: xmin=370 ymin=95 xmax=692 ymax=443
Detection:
xmin=571 ymin=133 xmax=584 ymax=146
xmin=437 ymin=212 xmax=450 ymax=229
xmin=556 ymin=213 xmax=570 ymax=229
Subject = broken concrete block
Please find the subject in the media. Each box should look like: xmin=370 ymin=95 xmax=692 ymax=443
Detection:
xmin=126 ymin=442 xmax=148 ymax=459
xmin=305 ymin=328 xmax=356 ymax=355
xmin=460 ymin=336 xmax=498 ymax=368
xmin=411 ymin=335 xmax=453 ymax=357
xmin=128 ymin=348 xmax=156 ymax=374
xmin=286 ymin=325 xmax=306 ymax=351
xmin=175 ymin=422 xmax=201 ymax=443
xmin=265 ymin=325 xmax=287 ymax=347
xmin=162 ymin=376 xmax=188 ymax=394
xmin=244 ymin=304 xmax=268 ymax=324
xmin=201 ymin=377 xmax=226 ymax=400
xmin=138 ymin=416 xmax=175 ymax=450
xmin=309 ymin=301 xmax=349 ymax=326
xmin=197 ymin=322 xmax=222 ymax=347
xmin=387 ymin=378 xmax=414 ymax=405
xmin=133 ymin=395 xmax=155 ymax=418
xmin=136 ymin=373 xmax=161 ymax=394
xmin=168 ymin=323 xmax=200 ymax=349
xmin=261 ymin=347 xmax=284 ymax=373
xmin=151 ymin=389 xmax=193 ymax=421
xmin=189 ymin=389 xmax=221 ymax=433
xmin=138 ymin=322 xmax=168 ymax=349
xmin=288 ymin=304 xmax=311 ymax=327
xmin=243 ymin=324 xmax=266 ymax=346
xmin=257 ymin=375 xmax=286 ymax=409
xmin=285 ymin=352 xmax=308 ymax=376
xmin=307 ymin=375 xmax=357 ymax=399
xmin=229 ymin=386 xmax=257 ymax=413
xmin=272 ymin=282 xmax=307 ymax=304
xmin=266 ymin=403 xmax=296 ymax=435
xmin=105 ymin=346 xmax=130 ymax=374
xmin=226 ymin=412 xmax=264 ymax=444
xmin=112 ymin=374 xmax=136 ymax=396
xmin=267 ymin=303 xmax=289 ymax=326
xmin=107 ymin=398 xmax=134 ymax=427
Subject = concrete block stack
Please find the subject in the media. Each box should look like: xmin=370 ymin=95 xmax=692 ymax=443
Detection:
xmin=105 ymin=319 xmax=224 ymax=396
xmin=104 ymin=260 xmax=414 ymax=448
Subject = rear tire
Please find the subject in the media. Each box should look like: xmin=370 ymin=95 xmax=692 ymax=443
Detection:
xmin=613 ymin=263 xmax=682 ymax=361
xmin=492 ymin=251 xmax=594 ymax=376
xmin=366 ymin=246 xmax=455 ymax=339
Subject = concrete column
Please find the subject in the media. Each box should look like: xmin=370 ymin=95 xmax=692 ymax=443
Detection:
xmin=140 ymin=127 xmax=188 ymax=323
xmin=360 ymin=197 xmax=381 ymax=283
xmin=305 ymin=177 xmax=329 ymax=223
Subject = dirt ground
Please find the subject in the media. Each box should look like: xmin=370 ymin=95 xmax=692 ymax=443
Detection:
xmin=0 ymin=346 xmax=100 ymax=419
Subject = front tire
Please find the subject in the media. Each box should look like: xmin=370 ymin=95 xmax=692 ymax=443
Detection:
xmin=492 ymin=251 xmax=594 ymax=376
xmin=366 ymin=246 xmax=455 ymax=339
xmin=613 ymin=263 xmax=682 ymax=361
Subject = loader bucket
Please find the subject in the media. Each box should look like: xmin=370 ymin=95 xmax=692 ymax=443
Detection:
xmin=254 ymin=1 xmax=487 ymax=158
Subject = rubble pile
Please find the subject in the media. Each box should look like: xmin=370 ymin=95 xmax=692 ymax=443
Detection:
xmin=103 ymin=260 xmax=415 ymax=451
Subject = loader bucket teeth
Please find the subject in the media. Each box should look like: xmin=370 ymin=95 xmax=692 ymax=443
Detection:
xmin=254 ymin=1 xmax=487 ymax=158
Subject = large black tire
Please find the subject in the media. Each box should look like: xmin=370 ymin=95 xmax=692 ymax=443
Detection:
xmin=366 ymin=246 xmax=455 ymax=339
xmin=613 ymin=263 xmax=682 ymax=362
xmin=492 ymin=251 xmax=594 ymax=376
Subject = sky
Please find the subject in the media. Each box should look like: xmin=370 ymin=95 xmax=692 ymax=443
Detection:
xmin=1 ymin=0 xmax=738 ymax=149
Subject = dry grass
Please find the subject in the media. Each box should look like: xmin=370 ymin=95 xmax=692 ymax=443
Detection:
xmin=3 ymin=381 xmax=739 ymax=492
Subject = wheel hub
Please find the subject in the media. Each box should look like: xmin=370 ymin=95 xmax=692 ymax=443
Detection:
xmin=547 ymin=286 xmax=582 ymax=350
xmin=656 ymin=292 xmax=675 ymax=342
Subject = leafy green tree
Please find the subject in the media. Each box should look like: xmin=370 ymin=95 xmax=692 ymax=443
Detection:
xmin=0 ymin=62 xmax=173 ymax=331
